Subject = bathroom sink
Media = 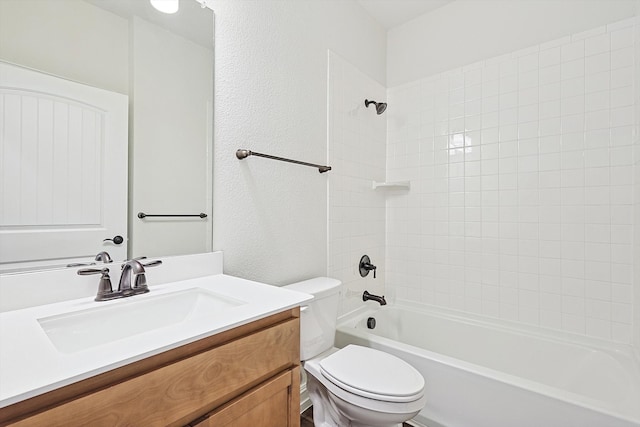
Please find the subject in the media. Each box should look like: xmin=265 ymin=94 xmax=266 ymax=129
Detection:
xmin=38 ymin=288 xmax=246 ymax=353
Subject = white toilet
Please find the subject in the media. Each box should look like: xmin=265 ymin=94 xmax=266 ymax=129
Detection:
xmin=284 ymin=277 xmax=426 ymax=427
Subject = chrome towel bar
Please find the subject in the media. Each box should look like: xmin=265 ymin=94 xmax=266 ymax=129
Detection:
xmin=236 ymin=149 xmax=331 ymax=173
xmin=137 ymin=212 xmax=207 ymax=219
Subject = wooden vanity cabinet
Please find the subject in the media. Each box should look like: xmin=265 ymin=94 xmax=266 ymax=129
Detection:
xmin=1 ymin=308 xmax=301 ymax=427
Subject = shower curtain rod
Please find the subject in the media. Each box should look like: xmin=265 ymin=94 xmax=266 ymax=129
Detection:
xmin=236 ymin=149 xmax=332 ymax=173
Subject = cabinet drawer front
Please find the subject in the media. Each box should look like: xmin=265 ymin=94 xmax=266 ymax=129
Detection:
xmin=194 ymin=369 xmax=294 ymax=427
xmin=12 ymin=318 xmax=299 ymax=427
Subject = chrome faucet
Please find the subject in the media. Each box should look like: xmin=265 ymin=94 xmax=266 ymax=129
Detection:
xmin=79 ymin=257 xmax=162 ymax=301
xmin=118 ymin=258 xmax=163 ymax=296
xmin=118 ymin=259 xmax=146 ymax=296
xmin=363 ymin=290 xmax=387 ymax=306
xmin=94 ymin=251 xmax=113 ymax=263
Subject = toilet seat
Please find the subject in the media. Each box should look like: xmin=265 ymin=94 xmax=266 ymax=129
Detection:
xmin=318 ymin=345 xmax=425 ymax=403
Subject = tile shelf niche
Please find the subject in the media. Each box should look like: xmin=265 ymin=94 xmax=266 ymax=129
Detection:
xmin=372 ymin=181 xmax=410 ymax=190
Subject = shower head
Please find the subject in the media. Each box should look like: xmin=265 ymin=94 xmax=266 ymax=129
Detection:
xmin=365 ymin=99 xmax=387 ymax=115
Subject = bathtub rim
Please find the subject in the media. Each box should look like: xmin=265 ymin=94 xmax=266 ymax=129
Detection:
xmin=336 ymin=300 xmax=640 ymax=425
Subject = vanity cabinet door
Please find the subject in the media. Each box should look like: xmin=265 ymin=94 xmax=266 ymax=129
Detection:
xmin=190 ymin=367 xmax=300 ymax=427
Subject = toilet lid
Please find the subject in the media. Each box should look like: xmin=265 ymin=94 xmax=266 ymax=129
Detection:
xmin=319 ymin=345 xmax=424 ymax=402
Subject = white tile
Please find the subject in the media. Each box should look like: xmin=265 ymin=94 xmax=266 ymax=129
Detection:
xmin=561 ymin=114 xmax=585 ymax=134
xmin=584 ymin=129 xmax=609 ymax=149
xmin=610 ymin=27 xmax=633 ymax=50
xmin=519 ymin=70 xmax=538 ymax=90
xmin=518 ymin=52 xmax=539 ymax=73
xmin=611 ymin=47 xmax=633 ymax=69
xmin=586 ymin=317 xmax=612 ymax=339
xmin=561 ymin=59 xmax=585 ymax=80
xmin=611 ymin=106 xmax=634 ymax=127
xmin=585 ymin=91 xmax=609 ymax=112
xmin=561 ymin=77 xmax=585 ymax=98
xmin=611 ymin=66 xmax=633 ymax=89
xmin=610 ymin=126 xmax=633 ymax=147
xmin=561 ymin=95 xmax=585 ymax=116
xmin=610 ymin=86 xmax=633 ymax=108
xmin=584 ymin=33 xmax=610 ymax=56
xmin=585 ymin=71 xmax=610 ymax=93
xmin=584 ymin=148 xmax=609 ymax=168
xmin=539 ymin=46 xmax=561 ymax=67
xmin=585 ymin=52 xmax=610 ymax=75
xmin=561 ymin=40 xmax=584 ymax=62
xmin=610 ymin=146 xmax=633 ymax=166
xmin=540 ymin=65 xmax=562 ymax=85
xmin=584 ymin=110 xmax=609 ymax=131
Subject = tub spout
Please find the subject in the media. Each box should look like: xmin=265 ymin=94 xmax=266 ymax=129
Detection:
xmin=363 ymin=290 xmax=387 ymax=306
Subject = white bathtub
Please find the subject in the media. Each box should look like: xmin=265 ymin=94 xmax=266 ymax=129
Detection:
xmin=335 ymin=302 xmax=640 ymax=427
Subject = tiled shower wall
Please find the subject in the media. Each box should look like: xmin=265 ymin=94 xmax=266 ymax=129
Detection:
xmin=386 ymin=18 xmax=638 ymax=343
xmin=327 ymin=52 xmax=387 ymax=317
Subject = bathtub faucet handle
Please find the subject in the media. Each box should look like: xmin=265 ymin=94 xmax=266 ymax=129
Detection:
xmin=359 ymin=255 xmax=377 ymax=279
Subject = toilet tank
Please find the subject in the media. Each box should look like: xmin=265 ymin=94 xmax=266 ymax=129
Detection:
xmin=284 ymin=277 xmax=342 ymax=361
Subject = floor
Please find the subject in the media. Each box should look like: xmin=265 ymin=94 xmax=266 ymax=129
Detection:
xmin=301 ymin=407 xmax=413 ymax=426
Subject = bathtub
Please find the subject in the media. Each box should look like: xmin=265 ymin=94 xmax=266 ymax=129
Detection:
xmin=335 ymin=302 xmax=640 ymax=427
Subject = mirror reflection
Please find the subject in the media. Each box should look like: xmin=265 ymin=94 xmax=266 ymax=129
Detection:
xmin=0 ymin=0 xmax=214 ymax=272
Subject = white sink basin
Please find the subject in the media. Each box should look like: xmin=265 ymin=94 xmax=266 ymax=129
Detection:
xmin=38 ymin=288 xmax=246 ymax=353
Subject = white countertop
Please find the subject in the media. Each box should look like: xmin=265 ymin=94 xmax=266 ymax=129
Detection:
xmin=0 ymin=273 xmax=312 ymax=408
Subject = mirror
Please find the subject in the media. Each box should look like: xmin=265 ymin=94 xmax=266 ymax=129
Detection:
xmin=0 ymin=0 xmax=214 ymax=272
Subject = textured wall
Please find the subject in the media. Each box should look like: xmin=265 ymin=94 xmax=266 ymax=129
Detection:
xmin=386 ymin=17 xmax=637 ymax=344
xmin=211 ymin=0 xmax=386 ymax=285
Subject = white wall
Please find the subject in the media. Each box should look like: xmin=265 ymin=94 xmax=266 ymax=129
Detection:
xmin=211 ymin=0 xmax=386 ymax=285
xmin=388 ymin=0 xmax=638 ymax=87
xmin=386 ymin=16 xmax=637 ymax=343
xmin=327 ymin=52 xmax=387 ymax=316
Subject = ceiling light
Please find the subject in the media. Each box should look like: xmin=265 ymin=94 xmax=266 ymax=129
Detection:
xmin=150 ymin=0 xmax=179 ymax=14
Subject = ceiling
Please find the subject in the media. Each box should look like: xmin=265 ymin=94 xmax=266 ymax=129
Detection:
xmin=357 ymin=0 xmax=453 ymax=29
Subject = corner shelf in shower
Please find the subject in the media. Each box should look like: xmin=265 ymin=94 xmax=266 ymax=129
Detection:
xmin=372 ymin=181 xmax=410 ymax=190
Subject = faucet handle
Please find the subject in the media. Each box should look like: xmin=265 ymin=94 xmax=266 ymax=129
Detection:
xmin=141 ymin=259 xmax=162 ymax=268
xmin=77 ymin=267 xmax=110 ymax=276
xmin=77 ymin=267 xmax=116 ymax=301
xmin=359 ymin=255 xmax=377 ymax=279
xmin=129 ymin=259 xmax=162 ymax=293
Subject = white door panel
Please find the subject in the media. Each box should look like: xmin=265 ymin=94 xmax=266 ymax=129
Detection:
xmin=0 ymin=62 xmax=128 ymax=266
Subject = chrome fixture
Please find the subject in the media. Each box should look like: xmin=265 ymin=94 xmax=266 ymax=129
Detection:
xmin=364 ymin=99 xmax=387 ymax=115
xmin=118 ymin=259 xmax=162 ymax=296
xmin=363 ymin=290 xmax=387 ymax=306
xmin=236 ymin=149 xmax=332 ymax=173
xmin=359 ymin=255 xmax=377 ymax=279
xmin=138 ymin=212 xmax=208 ymax=219
xmin=77 ymin=267 xmax=117 ymax=301
xmin=95 ymin=251 xmax=113 ymax=263
xmin=103 ymin=235 xmax=124 ymax=245
xmin=78 ymin=258 xmax=162 ymax=301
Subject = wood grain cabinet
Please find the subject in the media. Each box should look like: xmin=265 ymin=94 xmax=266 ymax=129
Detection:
xmin=1 ymin=308 xmax=301 ymax=427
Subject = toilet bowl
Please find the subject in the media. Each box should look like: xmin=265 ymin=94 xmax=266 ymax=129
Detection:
xmin=284 ymin=278 xmax=426 ymax=427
